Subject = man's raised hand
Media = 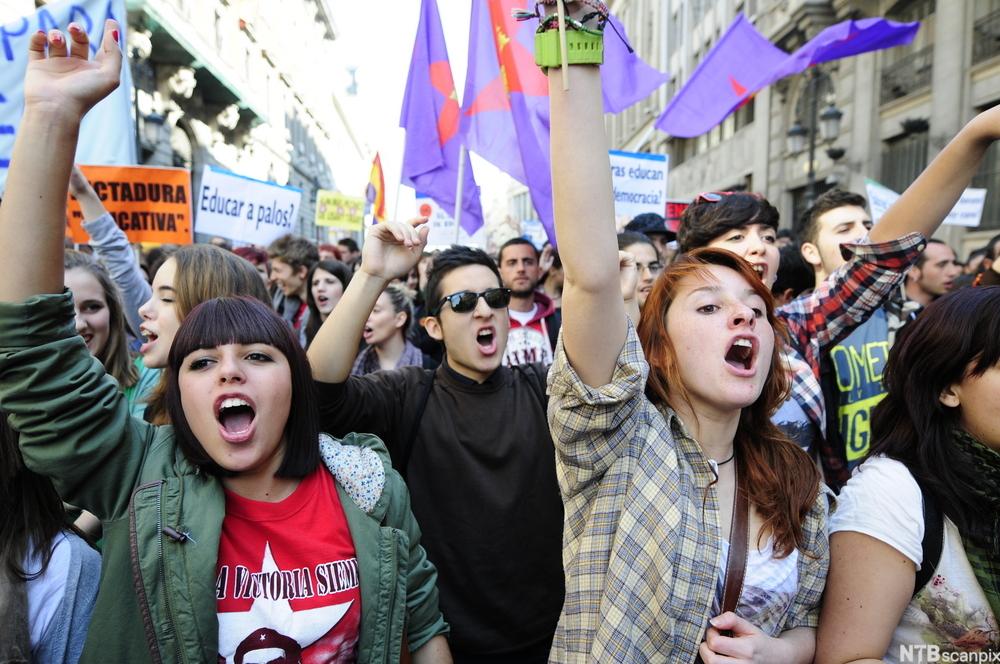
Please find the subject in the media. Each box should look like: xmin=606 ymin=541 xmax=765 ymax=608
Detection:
xmin=358 ymin=217 xmax=430 ymax=282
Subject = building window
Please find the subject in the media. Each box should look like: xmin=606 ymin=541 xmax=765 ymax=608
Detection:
xmin=793 ymin=73 xmax=832 ymax=134
xmin=973 ymin=0 xmax=1000 ymax=64
xmin=881 ymin=0 xmax=935 ymax=104
xmin=880 ymin=129 xmax=929 ymax=193
xmin=734 ymin=98 xmax=755 ymax=130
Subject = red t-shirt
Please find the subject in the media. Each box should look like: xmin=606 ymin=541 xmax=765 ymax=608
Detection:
xmin=216 ymin=466 xmax=362 ymax=663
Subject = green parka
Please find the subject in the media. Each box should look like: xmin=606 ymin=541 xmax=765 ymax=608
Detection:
xmin=0 ymin=292 xmax=448 ymax=663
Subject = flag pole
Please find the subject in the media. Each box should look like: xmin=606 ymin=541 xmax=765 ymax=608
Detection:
xmin=454 ymin=144 xmax=466 ymax=244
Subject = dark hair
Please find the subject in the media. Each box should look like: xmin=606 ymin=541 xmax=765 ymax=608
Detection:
xmin=381 ymin=283 xmax=416 ymax=337
xmin=0 ymin=416 xmax=71 ymax=581
xmin=424 ymin=245 xmax=502 ymax=310
xmin=777 ymin=228 xmax=795 ymax=241
xmin=267 ymin=234 xmax=319 ymax=271
xmin=617 ymin=231 xmax=656 ymax=252
xmin=145 ymin=244 xmax=179 ymax=283
xmin=165 ymin=297 xmax=319 ymax=478
xmin=146 ymin=245 xmax=273 ymax=424
xmin=64 ymin=249 xmax=138 ymax=389
xmin=497 ymin=237 xmax=539 ymax=263
xmin=304 ymin=259 xmax=353 ymax=346
xmin=678 ymin=193 xmax=780 ymax=253
xmin=988 ymin=232 xmax=1000 ymax=260
xmin=797 ymin=189 xmax=868 ymax=247
xmin=638 ymin=247 xmax=820 ymax=557
xmin=913 ymin=238 xmax=951 ymax=270
xmin=233 ymin=246 xmax=269 ymax=266
xmin=772 ymin=243 xmax=814 ymax=300
xmin=337 ymin=238 xmax=360 ymax=253
xmin=870 ymin=287 xmax=1000 ymax=550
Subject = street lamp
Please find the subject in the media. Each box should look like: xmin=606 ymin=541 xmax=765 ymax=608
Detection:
xmin=787 ymin=67 xmax=843 ymax=207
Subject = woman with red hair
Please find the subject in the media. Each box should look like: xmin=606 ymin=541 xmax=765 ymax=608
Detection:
xmin=543 ymin=5 xmax=827 ymax=663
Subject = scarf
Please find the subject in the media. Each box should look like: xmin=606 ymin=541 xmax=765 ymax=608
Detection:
xmin=952 ymin=428 xmax=1000 ymax=618
xmin=351 ymin=340 xmax=424 ymax=376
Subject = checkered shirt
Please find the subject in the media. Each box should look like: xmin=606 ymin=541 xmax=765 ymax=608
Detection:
xmin=546 ymin=322 xmax=831 ymax=663
xmin=777 ymin=232 xmax=926 ymax=486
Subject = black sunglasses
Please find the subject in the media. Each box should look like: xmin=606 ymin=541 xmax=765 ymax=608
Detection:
xmin=433 ymin=288 xmax=511 ymax=315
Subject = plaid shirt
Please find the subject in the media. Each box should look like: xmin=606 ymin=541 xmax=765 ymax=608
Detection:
xmin=546 ymin=323 xmax=831 ymax=663
xmin=777 ymin=232 xmax=926 ymax=487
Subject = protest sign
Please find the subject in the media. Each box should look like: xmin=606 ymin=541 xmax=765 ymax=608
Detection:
xmin=0 ymin=0 xmax=135 ymax=192
xmin=194 ymin=165 xmax=302 ymax=245
xmin=865 ymin=178 xmax=986 ymax=228
xmin=67 ymin=165 xmax=192 ymax=244
xmin=609 ymin=150 xmax=669 ymax=223
xmin=665 ymin=199 xmax=689 ymax=233
xmin=315 ymin=189 xmax=365 ymax=231
xmin=416 ymin=195 xmax=486 ymax=249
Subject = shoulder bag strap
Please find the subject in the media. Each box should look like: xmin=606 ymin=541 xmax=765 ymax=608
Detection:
xmin=913 ymin=478 xmax=944 ymax=598
xmin=397 ymin=371 xmax=435 ymax=481
xmin=721 ymin=469 xmax=750 ymax=620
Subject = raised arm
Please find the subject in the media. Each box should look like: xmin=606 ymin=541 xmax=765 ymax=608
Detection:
xmin=547 ymin=11 xmax=627 ymax=388
xmin=307 ymin=218 xmax=427 ymax=382
xmin=0 ymin=23 xmax=121 ymax=303
xmin=870 ymin=105 xmax=1000 ymax=243
xmin=71 ymin=166 xmax=151 ymax=333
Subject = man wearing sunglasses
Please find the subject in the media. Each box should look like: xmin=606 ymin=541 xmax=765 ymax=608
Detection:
xmin=307 ymin=218 xmax=565 ymax=664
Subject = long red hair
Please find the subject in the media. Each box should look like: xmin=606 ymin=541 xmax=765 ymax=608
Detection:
xmin=637 ymin=247 xmax=821 ymax=557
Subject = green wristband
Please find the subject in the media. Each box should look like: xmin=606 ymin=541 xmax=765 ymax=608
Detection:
xmin=535 ymin=28 xmax=604 ymax=70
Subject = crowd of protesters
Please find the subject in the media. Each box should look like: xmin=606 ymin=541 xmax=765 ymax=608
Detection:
xmin=1 ymin=12 xmax=998 ymax=664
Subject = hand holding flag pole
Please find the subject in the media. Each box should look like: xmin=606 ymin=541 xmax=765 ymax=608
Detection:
xmin=556 ymin=0 xmax=570 ymax=90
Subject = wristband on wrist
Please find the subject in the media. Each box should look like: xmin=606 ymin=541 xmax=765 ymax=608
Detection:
xmin=535 ymin=28 xmax=603 ymax=69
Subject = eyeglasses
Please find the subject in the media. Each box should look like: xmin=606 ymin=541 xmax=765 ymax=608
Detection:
xmin=694 ymin=191 xmax=763 ymax=204
xmin=432 ymin=288 xmax=512 ymax=315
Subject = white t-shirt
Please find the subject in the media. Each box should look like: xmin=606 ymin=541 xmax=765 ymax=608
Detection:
xmin=508 ymin=304 xmax=539 ymax=326
xmin=830 ymin=456 xmax=999 ymax=662
xmin=24 ymin=532 xmax=72 ymax=650
xmin=714 ymin=537 xmax=799 ymax=634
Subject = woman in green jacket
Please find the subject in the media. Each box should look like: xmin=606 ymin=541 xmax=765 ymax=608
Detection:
xmin=0 ymin=22 xmax=450 ymax=664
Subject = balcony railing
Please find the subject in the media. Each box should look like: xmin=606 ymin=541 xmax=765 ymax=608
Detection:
xmin=974 ymin=9 xmax=1000 ymax=65
xmin=880 ymin=46 xmax=934 ymax=105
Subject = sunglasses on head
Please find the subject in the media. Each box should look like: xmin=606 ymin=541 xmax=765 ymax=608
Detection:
xmin=432 ymin=288 xmax=512 ymax=315
xmin=694 ymin=191 xmax=764 ymax=204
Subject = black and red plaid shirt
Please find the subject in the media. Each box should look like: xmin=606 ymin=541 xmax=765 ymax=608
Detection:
xmin=777 ymin=232 xmax=926 ymax=487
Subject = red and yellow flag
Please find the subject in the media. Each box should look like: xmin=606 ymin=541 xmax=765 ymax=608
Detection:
xmin=365 ymin=153 xmax=386 ymax=222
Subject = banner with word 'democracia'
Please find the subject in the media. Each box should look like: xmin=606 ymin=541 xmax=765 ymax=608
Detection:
xmin=315 ymin=189 xmax=365 ymax=231
xmin=0 ymin=0 xmax=135 ymax=192
xmin=67 ymin=165 xmax=192 ymax=244
xmin=195 ymin=165 xmax=303 ymax=245
xmin=609 ymin=150 xmax=669 ymax=226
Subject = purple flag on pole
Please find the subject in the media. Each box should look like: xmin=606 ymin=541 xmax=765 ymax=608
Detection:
xmin=765 ymin=17 xmax=920 ymax=84
xmin=655 ymin=14 xmax=786 ymax=138
xmin=461 ymin=0 xmax=668 ymax=244
xmin=400 ymin=0 xmax=484 ymax=235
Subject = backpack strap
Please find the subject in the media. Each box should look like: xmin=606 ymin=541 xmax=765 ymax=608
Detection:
xmin=913 ymin=476 xmax=944 ymax=598
xmin=397 ymin=370 xmax=435 ymax=480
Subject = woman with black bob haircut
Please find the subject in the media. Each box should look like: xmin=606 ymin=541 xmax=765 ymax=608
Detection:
xmin=817 ymin=286 xmax=1000 ymax=661
xmin=0 ymin=23 xmax=450 ymax=663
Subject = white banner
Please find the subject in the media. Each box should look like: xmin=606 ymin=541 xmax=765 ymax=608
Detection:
xmin=865 ymin=178 xmax=986 ymax=228
xmin=415 ymin=195 xmax=486 ymax=249
xmin=609 ymin=150 xmax=669 ymax=224
xmin=0 ymin=0 xmax=135 ymax=192
xmin=195 ymin=165 xmax=303 ymax=245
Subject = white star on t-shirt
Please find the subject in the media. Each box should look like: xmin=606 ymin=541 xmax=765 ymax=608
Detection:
xmin=217 ymin=542 xmax=353 ymax=662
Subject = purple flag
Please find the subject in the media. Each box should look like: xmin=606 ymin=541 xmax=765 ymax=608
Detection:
xmin=461 ymin=0 xmax=668 ymax=244
xmin=655 ymin=14 xmax=786 ymax=138
xmin=400 ymin=0 xmax=484 ymax=235
xmin=765 ymin=17 xmax=920 ymax=84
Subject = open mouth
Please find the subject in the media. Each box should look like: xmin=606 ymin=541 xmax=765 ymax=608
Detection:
xmin=475 ymin=327 xmax=497 ymax=355
xmin=216 ymin=396 xmax=257 ymax=442
xmin=725 ymin=337 xmax=755 ymax=372
xmin=751 ymin=264 xmax=766 ymax=281
xmin=317 ymin=294 xmax=330 ymax=305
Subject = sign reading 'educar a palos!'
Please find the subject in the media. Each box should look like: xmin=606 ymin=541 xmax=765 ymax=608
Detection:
xmin=66 ymin=165 xmax=192 ymax=245
xmin=194 ymin=165 xmax=303 ymax=245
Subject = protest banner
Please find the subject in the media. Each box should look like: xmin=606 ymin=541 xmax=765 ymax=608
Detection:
xmin=416 ymin=195 xmax=486 ymax=249
xmin=865 ymin=178 xmax=986 ymax=228
xmin=194 ymin=165 xmax=303 ymax=245
xmin=315 ymin=189 xmax=365 ymax=231
xmin=0 ymin=0 xmax=135 ymax=192
xmin=665 ymin=199 xmax=689 ymax=234
xmin=609 ymin=150 xmax=669 ymax=223
xmin=67 ymin=165 xmax=192 ymax=244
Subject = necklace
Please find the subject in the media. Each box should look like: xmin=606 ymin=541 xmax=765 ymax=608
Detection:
xmin=714 ymin=450 xmax=736 ymax=466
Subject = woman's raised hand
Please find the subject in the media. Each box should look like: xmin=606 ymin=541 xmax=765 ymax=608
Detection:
xmin=24 ymin=20 xmax=122 ymax=122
